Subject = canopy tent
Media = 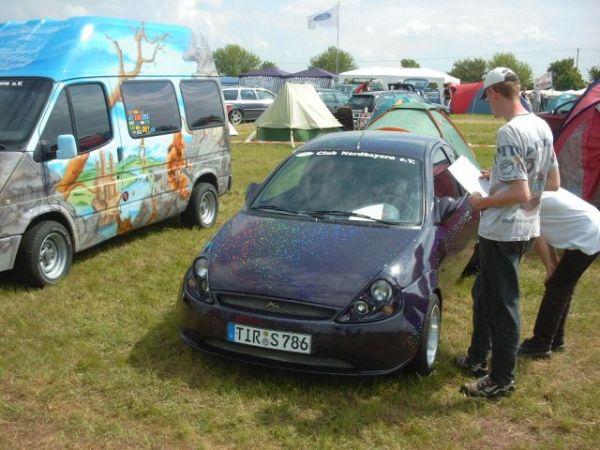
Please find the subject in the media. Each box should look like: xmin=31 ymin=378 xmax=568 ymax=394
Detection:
xmin=366 ymin=102 xmax=479 ymax=167
xmin=286 ymin=68 xmax=335 ymax=88
xmin=545 ymin=88 xmax=586 ymax=112
xmin=253 ymin=83 xmax=342 ymax=143
xmin=554 ymin=80 xmax=600 ymax=207
xmin=339 ymin=67 xmax=460 ymax=100
xmin=239 ymin=67 xmax=290 ymax=93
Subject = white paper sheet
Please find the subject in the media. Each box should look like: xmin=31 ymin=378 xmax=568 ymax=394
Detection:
xmin=448 ymin=156 xmax=490 ymax=197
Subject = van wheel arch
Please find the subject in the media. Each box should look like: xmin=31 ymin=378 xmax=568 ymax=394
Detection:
xmin=181 ymin=174 xmax=220 ymax=228
xmin=26 ymin=211 xmax=76 ymax=250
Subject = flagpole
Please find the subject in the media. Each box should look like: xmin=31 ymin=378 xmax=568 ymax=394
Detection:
xmin=335 ymin=1 xmax=340 ymax=75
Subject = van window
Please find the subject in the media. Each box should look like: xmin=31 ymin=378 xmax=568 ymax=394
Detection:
xmin=41 ymin=91 xmax=74 ymax=153
xmin=223 ymin=89 xmax=238 ymax=101
xmin=68 ymin=84 xmax=111 ymax=152
xmin=121 ymin=81 xmax=181 ymax=138
xmin=180 ymin=80 xmax=225 ymax=130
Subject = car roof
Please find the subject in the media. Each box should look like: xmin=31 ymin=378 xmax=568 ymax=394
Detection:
xmin=297 ymin=131 xmax=441 ymax=160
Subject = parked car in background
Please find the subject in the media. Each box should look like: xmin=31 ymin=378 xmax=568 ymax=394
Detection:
xmin=0 ymin=17 xmax=231 ymax=287
xmin=537 ymin=100 xmax=577 ymax=140
xmin=345 ymin=92 xmax=383 ymax=129
xmin=316 ymin=88 xmax=349 ymax=113
xmin=222 ymin=87 xmax=276 ymax=125
xmin=178 ymin=131 xmax=478 ymax=375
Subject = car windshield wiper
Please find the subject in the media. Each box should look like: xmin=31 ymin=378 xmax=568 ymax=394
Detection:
xmin=251 ymin=205 xmax=311 ymax=217
xmin=303 ymin=209 xmax=397 ymax=225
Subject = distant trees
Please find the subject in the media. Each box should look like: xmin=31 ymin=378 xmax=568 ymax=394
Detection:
xmin=449 ymin=58 xmax=488 ymax=83
xmin=309 ymin=46 xmax=357 ymax=74
xmin=546 ymin=58 xmax=587 ymax=90
xmin=213 ymin=44 xmax=261 ymax=76
xmin=401 ymin=58 xmax=420 ymax=68
xmin=590 ymin=66 xmax=600 ymax=82
xmin=448 ymin=53 xmax=533 ymax=87
xmin=260 ymin=60 xmax=277 ymax=69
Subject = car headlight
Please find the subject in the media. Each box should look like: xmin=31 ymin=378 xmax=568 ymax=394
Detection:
xmin=338 ymin=278 xmax=401 ymax=323
xmin=184 ymin=256 xmax=212 ymax=302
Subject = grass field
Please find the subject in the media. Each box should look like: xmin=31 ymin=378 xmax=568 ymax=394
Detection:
xmin=1 ymin=116 xmax=599 ymax=449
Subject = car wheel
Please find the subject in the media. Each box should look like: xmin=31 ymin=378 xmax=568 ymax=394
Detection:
xmin=15 ymin=220 xmax=73 ymax=287
xmin=181 ymin=182 xmax=219 ymax=228
xmin=410 ymin=294 xmax=441 ymax=375
xmin=229 ymin=109 xmax=243 ymax=125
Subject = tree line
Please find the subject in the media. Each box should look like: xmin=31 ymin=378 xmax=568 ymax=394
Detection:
xmin=213 ymin=44 xmax=599 ymax=90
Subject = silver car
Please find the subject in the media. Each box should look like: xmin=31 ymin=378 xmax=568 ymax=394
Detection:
xmin=222 ymin=87 xmax=276 ymax=125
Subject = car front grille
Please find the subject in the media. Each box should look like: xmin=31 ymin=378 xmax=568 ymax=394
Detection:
xmin=217 ymin=294 xmax=337 ymax=320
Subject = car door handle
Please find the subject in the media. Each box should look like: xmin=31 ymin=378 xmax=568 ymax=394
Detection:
xmin=117 ymin=146 xmax=123 ymax=162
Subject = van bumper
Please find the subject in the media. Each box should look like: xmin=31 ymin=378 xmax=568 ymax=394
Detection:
xmin=0 ymin=235 xmax=21 ymax=272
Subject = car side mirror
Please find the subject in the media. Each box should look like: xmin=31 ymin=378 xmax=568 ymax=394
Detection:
xmin=434 ymin=196 xmax=459 ymax=224
xmin=56 ymin=134 xmax=77 ymax=160
xmin=245 ymin=182 xmax=261 ymax=206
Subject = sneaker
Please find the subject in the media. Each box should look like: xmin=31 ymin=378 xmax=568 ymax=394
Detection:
xmin=460 ymin=375 xmax=515 ymax=399
xmin=518 ymin=338 xmax=551 ymax=358
xmin=551 ymin=340 xmax=565 ymax=352
xmin=455 ymin=355 xmax=488 ymax=377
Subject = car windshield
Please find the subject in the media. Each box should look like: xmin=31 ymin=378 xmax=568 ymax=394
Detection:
xmin=347 ymin=95 xmax=375 ymax=111
xmin=0 ymin=78 xmax=52 ymax=151
xmin=251 ymin=149 xmax=423 ymax=225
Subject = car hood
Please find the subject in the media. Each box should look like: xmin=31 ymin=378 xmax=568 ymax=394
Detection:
xmin=0 ymin=152 xmax=23 ymax=196
xmin=208 ymin=211 xmax=420 ymax=308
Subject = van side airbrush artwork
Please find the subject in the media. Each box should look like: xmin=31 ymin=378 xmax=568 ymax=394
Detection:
xmin=0 ymin=17 xmax=232 ymax=286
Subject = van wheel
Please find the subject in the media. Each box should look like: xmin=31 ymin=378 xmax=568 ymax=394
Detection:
xmin=15 ymin=221 xmax=73 ymax=287
xmin=181 ymin=183 xmax=219 ymax=228
xmin=229 ymin=109 xmax=243 ymax=125
xmin=410 ymin=294 xmax=441 ymax=375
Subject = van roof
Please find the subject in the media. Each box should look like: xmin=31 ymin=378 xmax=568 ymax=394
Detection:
xmin=0 ymin=16 xmax=217 ymax=81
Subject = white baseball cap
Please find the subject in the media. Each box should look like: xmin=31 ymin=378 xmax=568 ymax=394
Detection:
xmin=481 ymin=67 xmax=519 ymax=99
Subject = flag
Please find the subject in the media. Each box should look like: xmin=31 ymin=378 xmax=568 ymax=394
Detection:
xmin=534 ymin=72 xmax=553 ymax=90
xmin=307 ymin=4 xmax=339 ymax=29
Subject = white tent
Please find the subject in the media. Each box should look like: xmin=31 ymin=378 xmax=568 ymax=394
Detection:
xmin=338 ymin=66 xmax=460 ymax=98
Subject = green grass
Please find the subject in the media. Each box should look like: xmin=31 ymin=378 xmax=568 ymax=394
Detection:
xmin=1 ymin=117 xmax=599 ymax=449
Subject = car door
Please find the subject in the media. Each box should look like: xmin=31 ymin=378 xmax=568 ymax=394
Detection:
xmin=42 ymin=79 xmax=121 ymax=249
xmin=239 ymin=88 xmax=260 ymax=119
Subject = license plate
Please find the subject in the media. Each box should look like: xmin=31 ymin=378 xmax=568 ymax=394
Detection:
xmin=227 ymin=322 xmax=311 ymax=354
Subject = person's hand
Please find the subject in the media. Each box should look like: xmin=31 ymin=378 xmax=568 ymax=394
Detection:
xmin=468 ymin=192 xmax=485 ymax=211
xmin=480 ymin=169 xmax=491 ymax=180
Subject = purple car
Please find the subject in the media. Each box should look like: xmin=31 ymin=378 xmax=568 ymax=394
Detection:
xmin=178 ymin=131 xmax=478 ymax=375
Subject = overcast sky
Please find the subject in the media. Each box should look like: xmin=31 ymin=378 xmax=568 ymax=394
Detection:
xmin=1 ymin=0 xmax=598 ymax=79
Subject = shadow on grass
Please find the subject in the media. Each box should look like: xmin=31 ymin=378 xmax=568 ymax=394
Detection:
xmin=128 ymin=310 xmax=480 ymax=436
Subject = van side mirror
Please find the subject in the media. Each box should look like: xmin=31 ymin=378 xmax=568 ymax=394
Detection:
xmin=56 ymin=135 xmax=78 ymax=160
xmin=245 ymin=183 xmax=261 ymax=206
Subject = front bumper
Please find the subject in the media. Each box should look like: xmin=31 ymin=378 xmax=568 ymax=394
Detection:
xmin=177 ymin=284 xmax=421 ymax=376
xmin=0 ymin=235 xmax=21 ymax=272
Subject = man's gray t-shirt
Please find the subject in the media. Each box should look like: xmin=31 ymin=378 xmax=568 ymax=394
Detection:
xmin=479 ymin=113 xmax=558 ymax=242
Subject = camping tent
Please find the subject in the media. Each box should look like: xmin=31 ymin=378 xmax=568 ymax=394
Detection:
xmin=366 ymin=102 xmax=479 ymax=167
xmin=450 ymin=82 xmax=483 ymax=114
xmin=286 ymin=68 xmax=335 ymax=88
xmin=554 ymin=80 xmax=600 ymax=207
xmin=339 ymin=67 xmax=460 ymax=101
xmin=239 ymin=67 xmax=290 ymax=93
xmin=254 ymin=83 xmax=342 ymax=143
xmin=545 ymin=88 xmax=586 ymax=112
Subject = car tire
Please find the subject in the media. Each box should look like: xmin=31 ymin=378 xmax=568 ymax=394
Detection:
xmin=181 ymin=182 xmax=219 ymax=228
xmin=229 ymin=109 xmax=243 ymax=125
xmin=14 ymin=220 xmax=73 ymax=287
xmin=410 ymin=294 xmax=441 ymax=375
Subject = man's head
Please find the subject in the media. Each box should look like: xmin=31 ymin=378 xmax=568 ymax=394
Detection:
xmin=481 ymin=67 xmax=524 ymax=119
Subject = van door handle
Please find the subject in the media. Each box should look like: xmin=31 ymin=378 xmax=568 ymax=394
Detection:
xmin=117 ymin=146 xmax=123 ymax=162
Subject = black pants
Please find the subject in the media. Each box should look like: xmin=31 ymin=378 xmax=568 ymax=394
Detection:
xmin=531 ymin=249 xmax=599 ymax=348
xmin=468 ymin=236 xmax=532 ymax=385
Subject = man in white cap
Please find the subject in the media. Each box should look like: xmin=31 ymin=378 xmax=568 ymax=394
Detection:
xmin=457 ymin=67 xmax=560 ymax=398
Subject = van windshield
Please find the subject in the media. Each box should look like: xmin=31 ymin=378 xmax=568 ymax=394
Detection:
xmin=0 ymin=78 xmax=52 ymax=151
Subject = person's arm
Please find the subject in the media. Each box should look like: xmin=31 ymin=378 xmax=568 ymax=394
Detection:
xmin=544 ymin=167 xmax=560 ymax=192
xmin=469 ymin=179 xmax=530 ymax=210
xmin=534 ymin=236 xmax=558 ymax=281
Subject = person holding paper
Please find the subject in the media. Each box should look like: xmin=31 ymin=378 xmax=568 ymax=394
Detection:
xmin=457 ymin=67 xmax=560 ymax=398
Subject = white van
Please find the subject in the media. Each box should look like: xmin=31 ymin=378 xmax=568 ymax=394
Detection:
xmin=0 ymin=17 xmax=232 ymax=286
